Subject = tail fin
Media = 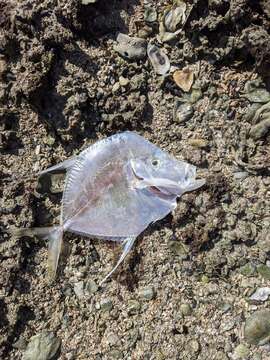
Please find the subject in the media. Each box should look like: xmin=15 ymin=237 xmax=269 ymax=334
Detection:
xmin=9 ymin=226 xmax=63 ymax=279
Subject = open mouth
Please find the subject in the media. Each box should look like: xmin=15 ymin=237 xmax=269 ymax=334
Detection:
xmin=148 ymin=185 xmax=174 ymax=197
xmin=131 ymin=167 xmax=176 ymax=199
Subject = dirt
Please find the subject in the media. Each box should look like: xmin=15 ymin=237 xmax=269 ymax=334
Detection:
xmin=1 ymin=0 xmax=270 ymax=359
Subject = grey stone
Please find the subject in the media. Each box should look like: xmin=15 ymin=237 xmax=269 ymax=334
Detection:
xmin=138 ymin=286 xmax=155 ymax=301
xmin=73 ymin=281 xmax=84 ymax=299
xmin=179 ymin=303 xmax=192 ymax=316
xmin=22 ymin=331 xmax=61 ymax=360
xmin=84 ymin=279 xmax=98 ymax=295
xmin=114 ymin=33 xmax=147 ymax=60
xmin=100 ymin=298 xmax=113 ymax=312
xmin=233 ymin=344 xmax=249 ymax=359
xmin=244 ymin=310 xmax=270 ymax=345
xmin=127 ymin=300 xmax=141 ymax=315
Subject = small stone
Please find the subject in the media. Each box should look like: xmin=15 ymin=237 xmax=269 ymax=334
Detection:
xmin=221 ymin=303 xmax=232 ymax=313
xmin=44 ymin=136 xmax=55 ymax=146
xmin=0 ymin=58 xmax=7 ymax=77
xmin=169 ymin=240 xmax=189 ymax=258
xmin=233 ymin=344 xmax=249 ymax=359
xmin=50 ymin=173 xmax=65 ymax=194
xmin=188 ymin=138 xmax=208 ymax=148
xmin=127 ymin=299 xmax=141 ymax=315
xmin=215 ymin=351 xmax=229 ymax=360
xmin=22 ymin=331 xmax=61 ymax=360
xmin=173 ymin=68 xmax=194 ymax=92
xmin=250 ymin=287 xmax=270 ymax=302
xmin=188 ymin=339 xmax=200 ymax=353
xmin=173 ymin=101 xmax=194 ymax=123
xmin=100 ymin=298 xmax=113 ymax=312
xmin=179 ymin=303 xmax=192 ymax=316
xmin=233 ymin=171 xmax=249 ymax=181
xmin=190 ymin=87 xmax=202 ymax=103
xmin=84 ymin=279 xmax=98 ymax=295
xmin=244 ymin=80 xmax=270 ymax=103
xmin=107 ymin=350 xmax=123 ymax=359
xmin=107 ymin=333 xmax=120 ymax=346
xmin=144 ymin=6 xmax=157 ymax=23
xmin=112 ymin=82 xmax=120 ymax=94
xmin=114 ymin=33 xmax=147 ymax=60
xmin=200 ymin=274 xmax=209 ymax=283
xmin=239 ymin=263 xmax=256 ymax=277
xmin=250 ymin=118 xmax=270 ymax=140
xmin=119 ymin=76 xmax=129 ymax=87
xmin=138 ymin=286 xmax=155 ymax=301
xmin=137 ymin=25 xmax=153 ymax=39
xmin=257 ymin=264 xmax=270 ymax=280
xmin=13 ymin=338 xmax=27 ymax=350
xmin=73 ymin=281 xmax=84 ymax=299
xmin=244 ymin=310 xmax=270 ymax=345
xmin=82 ymin=0 xmax=97 ymax=3
xmin=253 ymin=354 xmax=262 ymax=360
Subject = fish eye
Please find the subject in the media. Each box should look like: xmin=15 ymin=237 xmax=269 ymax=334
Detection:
xmin=152 ymin=159 xmax=159 ymax=166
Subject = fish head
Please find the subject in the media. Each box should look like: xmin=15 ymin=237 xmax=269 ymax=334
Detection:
xmin=130 ymin=148 xmax=205 ymax=197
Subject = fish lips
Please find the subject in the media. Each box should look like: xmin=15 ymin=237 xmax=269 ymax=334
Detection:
xmin=131 ymin=167 xmax=182 ymax=198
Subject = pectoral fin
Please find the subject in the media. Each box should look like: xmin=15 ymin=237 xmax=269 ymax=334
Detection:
xmin=39 ymin=157 xmax=77 ymax=175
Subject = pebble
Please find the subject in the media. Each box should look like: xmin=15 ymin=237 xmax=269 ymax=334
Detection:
xmin=73 ymin=281 xmax=84 ymax=299
xmin=107 ymin=333 xmax=120 ymax=346
xmin=244 ymin=310 xmax=270 ymax=345
xmin=233 ymin=344 xmax=249 ymax=359
xmin=127 ymin=299 xmax=141 ymax=314
xmin=107 ymin=350 xmax=123 ymax=359
xmin=112 ymin=82 xmax=121 ymax=94
xmin=13 ymin=338 xmax=27 ymax=350
xmin=138 ymin=286 xmax=155 ymax=300
xmin=250 ymin=287 xmax=270 ymax=302
xmin=119 ymin=76 xmax=129 ymax=87
xmin=188 ymin=138 xmax=208 ymax=148
xmin=188 ymin=339 xmax=200 ymax=353
xmin=250 ymin=118 xmax=270 ymax=140
xmin=173 ymin=101 xmax=194 ymax=123
xmin=81 ymin=0 xmax=98 ymax=4
xmin=84 ymin=279 xmax=98 ymax=295
xmin=22 ymin=331 xmax=61 ymax=360
xmin=144 ymin=6 xmax=157 ymax=23
xmin=173 ymin=68 xmax=194 ymax=92
xmin=50 ymin=173 xmax=65 ymax=194
xmin=179 ymin=303 xmax=192 ymax=316
xmin=239 ymin=263 xmax=256 ymax=277
xmin=200 ymin=274 xmax=209 ymax=283
xmin=169 ymin=240 xmax=189 ymax=258
xmin=114 ymin=33 xmax=147 ymax=60
xmin=252 ymin=354 xmax=262 ymax=360
xmin=257 ymin=264 xmax=270 ymax=280
xmin=44 ymin=136 xmax=55 ymax=146
xmin=100 ymin=298 xmax=113 ymax=312
xmin=244 ymin=79 xmax=270 ymax=103
xmin=0 ymin=58 xmax=7 ymax=78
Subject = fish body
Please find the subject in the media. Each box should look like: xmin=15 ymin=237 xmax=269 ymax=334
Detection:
xmin=15 ymin=131 xmax=205 ymax=285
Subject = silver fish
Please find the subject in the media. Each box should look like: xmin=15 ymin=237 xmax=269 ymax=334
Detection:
xmin=13 ymin=132 xmax=205 ymax=285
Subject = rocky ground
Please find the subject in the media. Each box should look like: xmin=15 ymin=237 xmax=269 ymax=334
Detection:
xmin=1 ymin=0 xmax=270 ymax=359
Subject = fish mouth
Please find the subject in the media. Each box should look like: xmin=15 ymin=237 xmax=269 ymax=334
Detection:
xmin=131 ymin=167 xmax=177 ymax=199
xmin=147 ymin=185 xmax=176 ymax=199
